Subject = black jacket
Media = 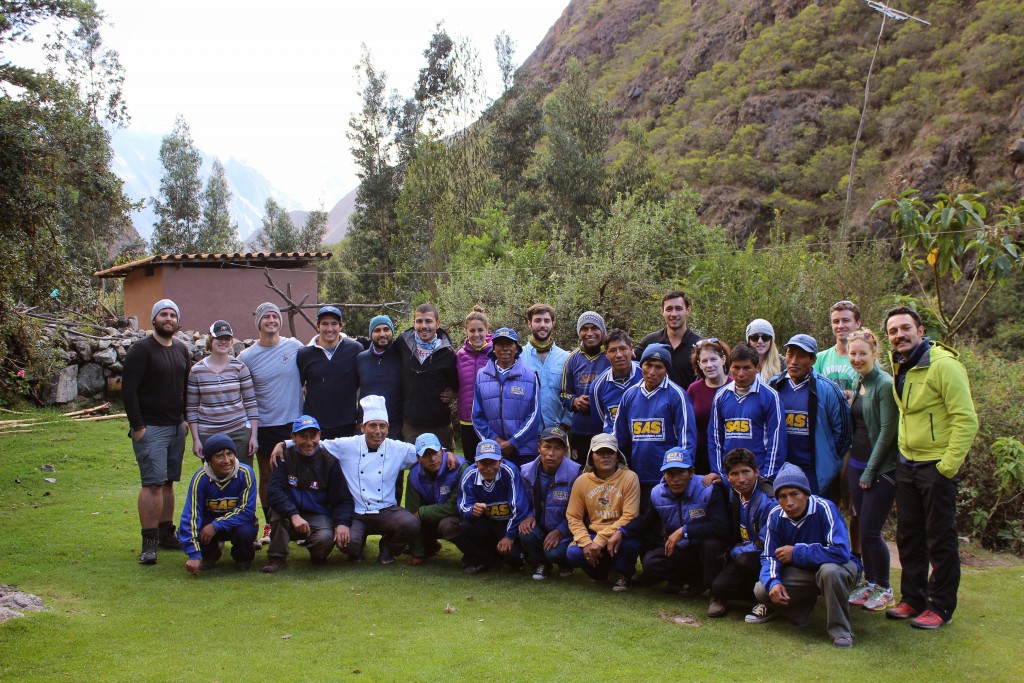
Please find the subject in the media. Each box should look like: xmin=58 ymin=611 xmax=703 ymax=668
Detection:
xmin=398 ymin=327 xmax=459 ymax=427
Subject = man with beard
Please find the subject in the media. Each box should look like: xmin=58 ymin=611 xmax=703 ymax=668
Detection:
xmin=560 ymin=311 xmax=611 ymax=462
xmin=397 ymin=303 xmax=459 ymax=448
xmin=521 ymin=303 xmax=569 ymax=431
xmin=123 ymin=299 xmax=192 ymax=565
xmin=635 ymin=291 xmax=702 ymax=389
xmin=356 ymin=315 xmax=403 ymax=438
xmin=238 ymin=302 xmax=305 ymax=548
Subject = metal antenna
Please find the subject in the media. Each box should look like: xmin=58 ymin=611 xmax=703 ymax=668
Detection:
xmin=843 ymin=1 xmax=930 ymax=229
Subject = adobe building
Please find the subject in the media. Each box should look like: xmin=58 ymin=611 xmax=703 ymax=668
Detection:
xmin=94 ymin=252 xmax=331 ymax=336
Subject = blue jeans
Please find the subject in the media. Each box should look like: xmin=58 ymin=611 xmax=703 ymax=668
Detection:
xmin=520 ymin=526 xmax=572 ymax=566
xmin=566 ymin=532 xmax=642 ymax=581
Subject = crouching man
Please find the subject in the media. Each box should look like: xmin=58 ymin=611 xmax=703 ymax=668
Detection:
xmin=565 ymin=433 xmax=642 ymax=591
xmin=404 ymin=433 xmax=471 ymax=566
xmin=179 ymin=433 xmax=258 ymax=574
xmin=519 ymin=427 xmax=582 ymax=580
xmin=614 ymin=447 xmax=727 ymax=595
xmin=751 ymin=463 xmax=859 ymax=648
xmin=457 ymin=440 xmax=532 ymax=575
xmin=262 ymin=415 xmax=355 ymax=573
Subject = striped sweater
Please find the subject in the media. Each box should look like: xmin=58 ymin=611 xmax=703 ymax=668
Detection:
xmin=186 ymin=357 xmax=259 ymax=434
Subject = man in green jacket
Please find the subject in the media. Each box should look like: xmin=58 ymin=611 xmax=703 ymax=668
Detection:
xmin=404 ymin=433 xmax=471 ymax=565
xmin=883 ymin=306 xmax=978 ymax=630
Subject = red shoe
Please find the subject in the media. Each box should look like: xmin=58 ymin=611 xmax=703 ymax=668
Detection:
xmin=885 ymin=601 xmax=921 ymax=620
xmin=911 ymin=610 xmax=952 ymax=630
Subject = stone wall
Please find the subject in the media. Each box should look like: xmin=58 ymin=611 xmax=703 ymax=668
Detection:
xmin=41 ymin=325 xmax=257 ymax=406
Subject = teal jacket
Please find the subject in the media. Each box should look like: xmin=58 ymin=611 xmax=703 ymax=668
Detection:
xmin=891 ymin=341 xmax=978 ymax=478
xmin=852 ymin=365 xmax=899 ymax=484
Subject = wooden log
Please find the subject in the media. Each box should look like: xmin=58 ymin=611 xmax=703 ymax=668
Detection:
xmin=64 ymin=402 xmax=111 ymax=417
xmin=0 ymin=408 xmax=27 ymax=415
xmin=0 ymin=419 xmax=40 ymax=428
xmin=0 ymin=429 xmax=36 ymax=435
xmin=71 ymin=413 xmax=127 ymax=422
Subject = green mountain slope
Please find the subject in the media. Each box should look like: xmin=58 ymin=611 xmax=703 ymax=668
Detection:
xmin=520 ymin=0 xmax=1024 ymax=236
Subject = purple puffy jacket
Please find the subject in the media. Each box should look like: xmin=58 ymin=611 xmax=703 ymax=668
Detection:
xmin=456 ymin=335 xmax=492 ymax=423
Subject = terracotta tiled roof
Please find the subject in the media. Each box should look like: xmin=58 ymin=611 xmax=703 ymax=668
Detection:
xmin=94 ymin=251 xmax=332 ymax=278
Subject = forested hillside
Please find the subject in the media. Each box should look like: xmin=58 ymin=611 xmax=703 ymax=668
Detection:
xmin=522 ymin=0 xmax=1024 ymax=236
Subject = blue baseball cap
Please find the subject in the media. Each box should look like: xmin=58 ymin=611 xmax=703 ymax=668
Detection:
xmin=784 ymin=334 xmax=818 ymax=356
xmin=661 ymin=447 xmax=694 ymax=471
xmin=317 ymin=305 xmax=342 ymax=322
xmin=476 ymin=439 xmax=502 ymax=461
xmin=640 ymin=343 xmax=672 ymax=369
xmin=415 ymin=433 xmax=443 ymax=457
xmin=490 ymin=327 xmax=523 ymax=356
xmin=291 ymin=414 xmax=320 ymax=433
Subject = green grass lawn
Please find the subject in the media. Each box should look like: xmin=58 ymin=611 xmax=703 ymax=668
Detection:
xmin=1 ymin=408 xmax=1022 ymax=682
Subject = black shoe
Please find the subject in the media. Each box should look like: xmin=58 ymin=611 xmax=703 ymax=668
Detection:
xmin=157 ymin=525 xmax=182 ymax=550
xmin=425 ymin=541 xmax=443 ymax=559
xmin=234 ymin=560 xmax=252 ymax=571
xmin=464 ymin=563 xmax=489 ymax=575
xmin=378 ymin=538 xmax=395 ymax=565
xmin=138 ymin=537 xmax=158 ymax=565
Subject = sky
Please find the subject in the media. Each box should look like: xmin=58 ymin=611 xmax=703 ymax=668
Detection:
xmin=89 ymin=0 xmax=569 ymax=209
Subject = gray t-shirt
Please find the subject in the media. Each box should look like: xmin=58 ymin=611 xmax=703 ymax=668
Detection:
xmin=238 ymin=337 xmax=304 ymax=427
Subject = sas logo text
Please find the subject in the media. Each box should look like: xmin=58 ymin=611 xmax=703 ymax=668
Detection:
xmin=631 ymin=419 xmax=665 ymax=441
xmin=724 ymin=418 xmax=752 ymax=439
xmin=785 ymin=411 xmax=809 ymax=436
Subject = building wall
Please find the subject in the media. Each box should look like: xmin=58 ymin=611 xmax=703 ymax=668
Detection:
xmin=125 ymin=264 xmax=320 ymax=339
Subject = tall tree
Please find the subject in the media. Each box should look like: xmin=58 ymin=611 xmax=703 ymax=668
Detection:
xmin=197 ymin=158 xmax=239 ymax=252
xmin=150 ymin=115 xmax=202 ymax=253
xmin=494 ymin=30 xmax=516 ymax=95
xmin=253 ymin=198 xmax=298 ymax=252
xmin=535 ymin=58 xmax=614 ymax=242
xmin=297 ymin=208 xmax=328 ymax=251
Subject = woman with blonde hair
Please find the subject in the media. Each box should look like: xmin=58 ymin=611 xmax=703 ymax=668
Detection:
xmin=456 ymin=306 xmax=492 ymax=461
xmin=844 ymin=328 xmax=899 ymax=612
xmin=745 ymin=319 xmax=782 ymax=381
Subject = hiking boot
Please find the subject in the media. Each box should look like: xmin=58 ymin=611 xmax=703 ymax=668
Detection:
xmin=532 ymin=564 xmax=551 ymax=580
xmin=261 ymin=557 xmax=287 ymax=574
xmin=848 ymin=582 xmax=873 ymax=605
xmin=886 ymin=601 xmax=921 ymax=620
xmin=138 ymin=537 xmax=158 ymax=565
xmin=911 ymin=609 xmax=952 ymax=630
xmin=863 ymin=587 xmax=895 ymax=611
xmin=707 ymin=597 xmax=728 ymax=618
xmin=157 ymin=525 xmax=182 ymax=550
xmin=744 ymin=603 xmax=777 ymax=624
xmin=612 ymin=575 xmax=630 ymax=592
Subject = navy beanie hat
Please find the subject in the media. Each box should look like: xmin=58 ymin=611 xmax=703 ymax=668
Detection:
xmin=202 ymin=433 xmax=236 ymax=461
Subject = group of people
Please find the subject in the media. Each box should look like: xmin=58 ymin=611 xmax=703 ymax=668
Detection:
xmin=123 ymin=292 xmax=977 ymax=648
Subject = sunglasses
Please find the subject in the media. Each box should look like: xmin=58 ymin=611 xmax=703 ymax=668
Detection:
xmin=695 ymin=338 xmax=720 ymax=347
xmin=748 ymin=334 xmax=772 ymax=342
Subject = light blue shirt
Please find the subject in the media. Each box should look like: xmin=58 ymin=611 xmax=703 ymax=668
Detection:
xmin=521 ymin=343 xmax=569 ymax=429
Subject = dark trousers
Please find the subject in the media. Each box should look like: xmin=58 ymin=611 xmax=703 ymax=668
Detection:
xmin=849 ymin=464 xmax=896 ymax=587
xmin=711 ymin=550 xmax=762 ymax=601
xmin=460 ymin=423 xmax=481 ymax=462
xmin=349 ymin=506 xmax=421 ymax=558
xmin=414 ymin=516 xmax=466 ymax=558
xmin=569 ymin=433 xmax=595 ymax=464
xmin=641 ymin=538 xmax=726 ymax=591
xmin=268 ymin=511 xmax=347 ymax=561
xmin=201 ymin=525 xmax=257 ymax=564
xmin=520 ymin=526 xmax=572 ymax=566
xmin=566 ymin=533 xmax=643 ymax=581
xmin=895 ymin=461 xmax=961 ymax=619
xmin=461 ymin=516 xmax=521 ymax=566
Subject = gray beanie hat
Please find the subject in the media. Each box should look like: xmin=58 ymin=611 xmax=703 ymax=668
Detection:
xmin=745 ymin=318 xmax=775 ymax=340
xmin=773 ymin=463 xmax=811 ymax=497
xmin=255 ymin=302 xmax=282 ymax=331
xmin=151 ymin=299 xmax=180 ymax=322
xmin=576 ymin=311 xmax=607 ymax=336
